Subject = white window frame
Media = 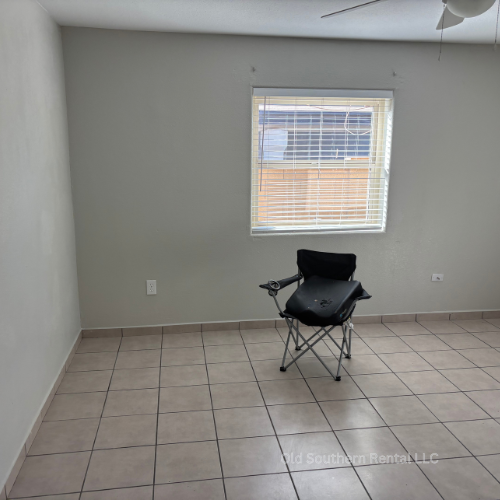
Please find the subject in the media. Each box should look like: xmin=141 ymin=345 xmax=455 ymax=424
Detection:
xmin=250 ymin=88 xmax=394 ymax=236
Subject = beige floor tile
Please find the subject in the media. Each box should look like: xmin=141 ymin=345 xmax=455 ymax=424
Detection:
xmin=419 ymin=392 xmax=488 ymax=421
xmin=157 ymin=410 xmax=216 ymax=444
xmin=82 ymin=486 xmax=152 ymax=500
xmin=292 ymin=341 xmax=334 ymax=359
xmin=110 ymin=367 xmax=159 ymax=390
xmin=252 ymin=359 xmax=302 ymax=381
xmin=206 ymin=361 xmax=255 ymax=384
xmin=268 ymin=403 xmax=330 ymax=435
xmin=161 ymin=347 xmax=205 ymax=366
xmin=419 ymin=351 xmax=474 ymax=370
xmin=325 ymin=337 xmax=374 ymax=355
xmin=473 ymin=332 xmax=500 ymax=348
xmin=391 ymin=423 xmax=471 ymax=459
xmin=114 ymin=350 xmax=161 ymax=369
xmin=15 ymin=495 xmax=79 ymax=500
xmin=357 ymin=463 xmax=441 ymax=500
xmin=210 ymin=381 xmax=263 ymax=409
xmin=155 ymin=480 xmax=224 ymax=500
xmin=162 ymin=332 xmax=203 ymax=348
xmin=437 ymin=333 xmax=489 ymax=350
xmin=378 ymin=352 xmax=433 ymax=372
xmin=68 ymin=352 xmax=117 ymax=372
xmin=9 ymin=452 xmax=90 ymax=498
xmin=419 ymin=457 xmax=500 ymax=500
xmin=29 ymin=419 xmax=99 ymax=456
xmin=292 ymin=468 xmax=369 ymax=500
xmin=486 ymin=318 xmax=500 ymax=328
xmin=202 ymin=331 xmax=243 ymax=346
xmin=123 ymin=327 xmax=162 ymax=337
xmin=279 ymin=432 xmax=348 ymax=471
xmin=259 ymin=379 xmax=315 ymax=405
xmin=466 ymin=390 xmax=500 ymax=417
xmin=452 ymin=319 xmax=500 ymax=333
xmin=57 ymin=371 xmax=112 ymax=394
xmin=94 ymin=415 xmax=157 ymax=449
xmin=440 ymin=368 xmax=500 ymax=391
xmin=445 ymin=419 xmax=500 ymax=455
xmin=418 ymin=321 xmax=466 ymax=334
xmin=215 ymin=407 xmax=274 ymax=439
xmin=44 ymin=393 xmax=106 ymax=421
xmin=77 ymin=337 xmax=121 ymax=353
xmin=204 ymin=345 xmax=249 ymax=363
xmin=342 ymin=354 xmax=391 ymax=375
xmin=483 ymin=366 xmax=500 ymax=382
xmin=295 ymin=357 xmax=344 ymax=378
xmin=362 ymin=337 xmax=412 ymax=354
xmin=246 ymin=342 xmax=286 ymax=361
xmin=155 ymin=441 xmax=221 ymax=483
xmin=353 ymin=323 xmax=395 ymax=338
xmin=385 ymin=322 xmax=430 ymax=336
xmin=219 ymin=436 xmax=286 ymax=477
xmin=458 ymin=348 xmax=500 ymax=367
xmin=83 ymin=446 xmax=155 ymax=491
xmin=336 ymin=427 xmax=407 ymax=465
xmin=307 ymin=376 xmax=364 ymax=401
xmin=397 ymin=370 xmax=459 ymax=394
xmin=477 ymin=454 xmax=500 ymax=482
xmin=241 ymin=329 xmax=282 ymax=344
xmin=119 ymin=335 xmax=162 ymax=351
xmin=320 ymin=399 xmax=385 ymax=430
xmin=401 ymin=335 xmax=451 ymax=352
xmin=160 ymin=365 xmax=208 ymax=387
xmin=353 ymin=373 xmax=412 ymax=398
xmin=159 ymin=385 xmax=212 ymax=413
xmin=225 ymin=474 xmax=297 ymax=500
xmin=370 ymin=395 xmax=438 ymax=425
xmin=102 ymin=388 xmax=158 ymax=417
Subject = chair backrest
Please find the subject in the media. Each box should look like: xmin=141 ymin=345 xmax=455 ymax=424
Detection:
xmin=297 ymin=249 xmax=356 ymax=282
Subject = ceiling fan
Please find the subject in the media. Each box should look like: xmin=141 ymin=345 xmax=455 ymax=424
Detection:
xmin=321 ymin=0 xmax=497 ymax=30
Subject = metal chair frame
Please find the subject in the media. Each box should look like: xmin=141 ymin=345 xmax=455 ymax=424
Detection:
xmin=267 ymin=269 xmax=355 ymax=381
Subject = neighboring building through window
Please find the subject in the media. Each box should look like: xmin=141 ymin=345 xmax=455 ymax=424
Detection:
xmin=251 ymin=88 xmax=394 ymax=235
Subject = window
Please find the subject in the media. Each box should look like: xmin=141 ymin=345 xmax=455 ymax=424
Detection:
xmin=251 ymin=88 xmax=394 ymax=235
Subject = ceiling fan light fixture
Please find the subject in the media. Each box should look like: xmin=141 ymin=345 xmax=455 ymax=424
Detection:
xmin=445 ymin=0 xmax=496 ymax=18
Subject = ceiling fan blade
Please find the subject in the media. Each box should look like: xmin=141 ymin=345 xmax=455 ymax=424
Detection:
xmin=436 ymin=7 xmax=464 ymax=29
xmin=321 ymin=0 xmax=388 ymax=19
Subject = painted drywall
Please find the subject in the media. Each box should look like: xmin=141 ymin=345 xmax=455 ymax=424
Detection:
xmin=62 ymin=28 xmax=500 ymax=328
xmin=0 ymin=0 xmax=81 ymax=488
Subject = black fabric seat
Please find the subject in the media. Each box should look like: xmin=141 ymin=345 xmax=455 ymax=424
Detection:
xmin=259 ymin=249 xmax=371 ymax=381
xmin=285 ymin=276 xmax=365 ymax=327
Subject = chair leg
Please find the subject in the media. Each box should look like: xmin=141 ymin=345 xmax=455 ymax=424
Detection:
xmin=280 ymin=321 xmax=293 ymax=371
xmin=294 ymin=319 xmax=301 ymax=350
xmin=335 ymin=328 xmax=347 ymax=381
xmin=346 ymin=323 xmax=353 ymax=359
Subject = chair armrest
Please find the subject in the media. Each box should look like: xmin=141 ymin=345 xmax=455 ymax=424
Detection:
xmin=259 ymin=274 xmax=302 ymax=292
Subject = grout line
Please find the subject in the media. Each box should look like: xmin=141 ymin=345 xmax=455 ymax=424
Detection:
xmin=78 ymin=334 xmax=122 ymax=500
xmin=201 ymin=329 xmax=228 ymax=500
xmin=239 ymin=329 xmax=302 ymax=500
xmin=151 ymin=330 xmax=164 ymax=499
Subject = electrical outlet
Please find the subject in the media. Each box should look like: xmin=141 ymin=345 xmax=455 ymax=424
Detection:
xmin=146 ymin=280 xmax=157 ymax=295
xmin=431 ymin=274 xmax=444 ymax=282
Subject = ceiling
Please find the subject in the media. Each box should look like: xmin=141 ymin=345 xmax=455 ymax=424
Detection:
xmin=38 ymin=0 xmax=500 ymax=44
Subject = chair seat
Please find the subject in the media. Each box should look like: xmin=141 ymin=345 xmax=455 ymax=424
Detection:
xmin=284 ymin=276 xmax=365 ymax=327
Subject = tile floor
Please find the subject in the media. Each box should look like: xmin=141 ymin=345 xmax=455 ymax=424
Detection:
xmin=8 ymin=319 xmax=500 ymax=499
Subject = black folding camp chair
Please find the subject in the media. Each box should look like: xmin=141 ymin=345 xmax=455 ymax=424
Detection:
xmin=260 ymin=250 xmax=371 ymax=381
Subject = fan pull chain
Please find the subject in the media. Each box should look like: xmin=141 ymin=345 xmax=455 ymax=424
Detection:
xmin=495 ymin=0 xmax=500 ymax=50
xmin=438 ymin=4 xmax=445 ymax=61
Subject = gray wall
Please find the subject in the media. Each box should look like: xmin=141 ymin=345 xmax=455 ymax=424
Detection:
xmin=0 ymin=0 xmax=81 ymax=487
xmin=62 ymin=28 xmax=500 ymax=329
